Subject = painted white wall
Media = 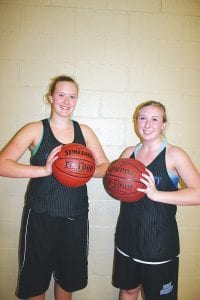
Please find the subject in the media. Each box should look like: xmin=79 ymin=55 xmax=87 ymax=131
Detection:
xmin=0 ymin=1 xmax=200 ymax=299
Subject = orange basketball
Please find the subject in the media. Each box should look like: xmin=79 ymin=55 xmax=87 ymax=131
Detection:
xmin=52 ymin=143 xmax=95 ymax=187
xmin=103 ymin=158 xmax=147 ymax=202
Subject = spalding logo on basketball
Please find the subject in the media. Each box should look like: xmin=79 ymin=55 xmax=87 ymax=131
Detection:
xmin=52 ymin=143 xmax=95 ymax=187
xmin=103 ymin=158 xmax=147 ymax=202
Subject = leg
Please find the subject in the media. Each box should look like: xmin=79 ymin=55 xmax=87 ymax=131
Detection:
xmin=112 ymin=249 xmax=141 ymax=299
xmin=27 ymin=294 xmax=45 ymax=300
xmin=54 ymin=282 xmax=72 ymax=300
xmin=141 ymin=258 xmax=179 ymax=300
xmin=119 ymin=286 xmax=141 ymax=300
xmin=55 ymin=215 xmax=88 ymax=294
xmin=16 ymin=210 xmax=55 ymax=299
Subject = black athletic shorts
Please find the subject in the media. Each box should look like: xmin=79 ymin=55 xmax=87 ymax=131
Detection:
xmin=112 ymin=248 xmax=179 ymax=300
xmin=16 ymin=208 xmax=89 ymax=299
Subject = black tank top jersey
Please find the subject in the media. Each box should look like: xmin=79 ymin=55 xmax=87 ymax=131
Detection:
xmin=25 ymin=119 xmax=89 ymax=218
xmin=115 ymin=147 xmax=180 ymax=261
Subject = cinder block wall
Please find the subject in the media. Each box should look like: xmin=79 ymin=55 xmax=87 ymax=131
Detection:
xmin=0 ymin=1 xmax=200 ymax=299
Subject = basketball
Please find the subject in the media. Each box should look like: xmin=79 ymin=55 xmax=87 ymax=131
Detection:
xmin=103 ymin=158 xmax=146 ymax=202
xmin=52 ymin=143 xmax=95 ymax=187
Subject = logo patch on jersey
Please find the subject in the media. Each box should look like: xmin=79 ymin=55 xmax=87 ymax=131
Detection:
xmin=154 ymin=175 xmax=162 ymax=185
xmin=160 ymin=281 xmax=174 ymax=295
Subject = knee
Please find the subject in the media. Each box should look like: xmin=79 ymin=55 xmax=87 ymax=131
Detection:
xmin=120 ymin=286 xmax=141 ymax=297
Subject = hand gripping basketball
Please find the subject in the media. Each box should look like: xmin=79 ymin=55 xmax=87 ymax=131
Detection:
xmin=52 ymin=143 xmax=95 ymax=187
xmin=103 ymin=158 xmax=147 ymax=202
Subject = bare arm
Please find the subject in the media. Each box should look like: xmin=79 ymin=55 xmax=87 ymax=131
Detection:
xmin=0 ymin=122 xmax=61 ymax=178
xmin=80 ymin=124 xmax=110 ymax=178
xmin=139 ymin=146 xmax=200 ymax=205
xmin=119 ymin=146 xmax=135 ymax=158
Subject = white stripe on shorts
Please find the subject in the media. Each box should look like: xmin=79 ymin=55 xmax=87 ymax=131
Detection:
xmin=20 ymin=209 xmax=31 ymax=270
xmin=116 ymin=246 xmax=179 ymax=265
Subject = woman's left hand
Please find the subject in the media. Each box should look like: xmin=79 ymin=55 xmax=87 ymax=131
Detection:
xmin=137 ymin=169 xmax=158 ymax=201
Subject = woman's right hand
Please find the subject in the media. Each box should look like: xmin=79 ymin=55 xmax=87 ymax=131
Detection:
xmin=44 ymin=145 xmax=62 ymax=176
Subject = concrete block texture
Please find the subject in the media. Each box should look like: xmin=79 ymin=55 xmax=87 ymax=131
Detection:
xmin=0 ymin=0 xmax=200 ymax=299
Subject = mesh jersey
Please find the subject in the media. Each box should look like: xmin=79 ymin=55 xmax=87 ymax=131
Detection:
xmin=25 ymin=119 xmax=89 ymax=218
xmin=115 ymin=147 xmax=180 ymax=262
